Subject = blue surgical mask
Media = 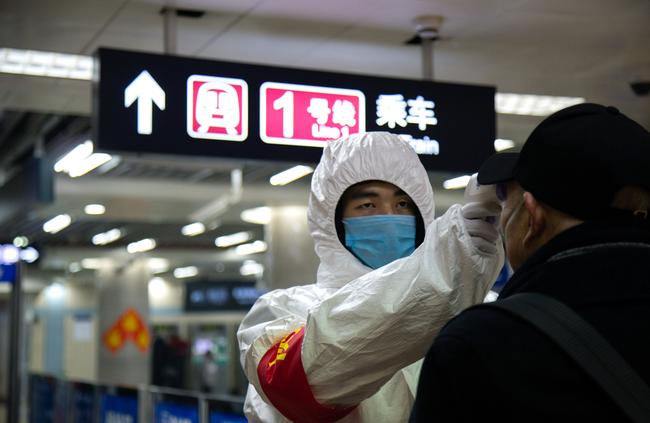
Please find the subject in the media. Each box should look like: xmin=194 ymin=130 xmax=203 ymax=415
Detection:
xmin=342 ymin=215 xmax=416 ymax=269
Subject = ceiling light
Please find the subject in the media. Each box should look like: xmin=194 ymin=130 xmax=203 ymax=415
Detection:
xmin=240 ymin=260 xmax=264 ymax=276
xmin=54 ymin=141 xmax=93 ymax=173
xmin=442 ymin=175 xmax=471 ymax=190
xmin=0 ymin=245 xmax=20 ymax=264
xmin=495 ymin=93 xmax=585 ymax=116
xmin=148 ymin=258 xmax=170 ymax=274
xmin=96 ymin=156 xmax=122 ymax=174
xmin=68 ymin=153 xmax=113 ymax=177
xmin=19 ymin=247 xmax=39 ymax=263
xmin=84 ymin=204 xmax=106 ymax=215
xmin=269 ymin=165 xmax=314 ymax=186
xmin=45 ymin=283 xmax=66 ymax=301
xmin=235 ymin=240 xmax=268 ymax=256
xmin=494 ymin=138 xmax=516 ymax=152
xmin=127 ymin=238 xmax=156 ymax=254
xmin=148 ymin=277 xmax=169 ymax=299
xmin=181 ymin=222 xmax=206 ymax=237
xmin=0 ymin=48 xmax=93 ymax=80
xmin=173 ymin=266 xmax=198 ymax=279
xmin=81 ymin=258 xmax=110 ymax=269
xmin=241 ymin=207 xmax=272 ymax=225
xmin=215 ymin=231 xmax=252 ymax=248
xmin=92 ymin=228 xmax=123 ymax=246
xmin=43 ymin=214 xmax=72 ymax=234
xmin=13 ymin=236 xmax=29 ymax=248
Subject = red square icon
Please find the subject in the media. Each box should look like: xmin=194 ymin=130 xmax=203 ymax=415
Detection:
xmin=260 ymin=82 xmax=365 ymax=147
xmin=187 ymin=75 xmax=248 ymax=142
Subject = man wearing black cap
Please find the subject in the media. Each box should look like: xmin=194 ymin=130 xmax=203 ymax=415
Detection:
xmin=410 ymin=103 xmax=650 ymax=422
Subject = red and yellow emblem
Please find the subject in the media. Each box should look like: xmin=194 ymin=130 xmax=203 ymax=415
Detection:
xmin=103 ymin=308 xmax=150 ymax=353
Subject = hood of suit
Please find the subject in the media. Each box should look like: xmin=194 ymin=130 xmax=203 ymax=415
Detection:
xmin=308 ymin=132 xmax=436 ymax=288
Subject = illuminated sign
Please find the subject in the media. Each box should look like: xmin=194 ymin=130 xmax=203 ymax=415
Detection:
xmin=260 ymin=82 xmax=365 ymax=147
xmin=187 ymin=74 xmax=248 ymax=141
xmin=96 ymin=48 xmax=495 ymax=172
xmin=124 ymin=70 xmax=166 ymax=135
xmin=184 ymin=281 xmax=263 ymax=312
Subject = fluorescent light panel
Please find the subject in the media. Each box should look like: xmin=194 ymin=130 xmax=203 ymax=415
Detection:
xmin=68 ymin=153 xmax=112 ymax=177
xmin=148 ymin=258 xmax=170 ymax=274
xmin=240 ymin=260 xmax=264 ymax=276
xmin=54 ymin=140 xmax=113 ymax=178
xmin=0 ymin=48 xmax=93 ymax=80
xmin=92 ymin=228 xmax=123 ymax=246
xmin=442 ymin=175 xmax=471 ymax=190
xmin=235 ymin=240 xmax=268 ymax=256
xmin=43 ymin=214 xmax=72 ymax=234
xmin=241 ymin=207 xmax=272 ymax=225
xmin=181 ymin=222 xmax=206 ymax=237
xmin=495 ymin=93 xmax=585 ymax=116
xmin=269 ymin=165 xmax=314 ymax=186
xmin=215 ymin=231 xmax=252 ymax=247
xmin=84 ymin=204 xmax=106 ymax=215
xmin=81 ymin=258 xmax=110 ymax=269
xmin=173 ymin=266 xmax=198 ymax=279
xmin=54 ymin=141 xmax=93 ymax=173
xmin=127 ymin=238 xmax=156 ymax=254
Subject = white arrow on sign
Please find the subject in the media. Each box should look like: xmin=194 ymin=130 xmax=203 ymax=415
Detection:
xmin=124 ymin=70 xmax=166 ymax=135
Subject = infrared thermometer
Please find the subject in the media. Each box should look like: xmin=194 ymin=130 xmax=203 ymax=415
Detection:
xmin=464 ymin=173 xmax=499 ymax=205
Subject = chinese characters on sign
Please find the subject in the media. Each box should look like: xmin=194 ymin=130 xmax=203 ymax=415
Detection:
xmin=375 ymin=93 xmax=440 ymax=155
xmin=260 ymin=82 xmax=365 ymax=147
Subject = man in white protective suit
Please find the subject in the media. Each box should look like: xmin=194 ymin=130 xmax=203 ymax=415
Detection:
xmin=237 ymin=132 xmax=505 ymax=422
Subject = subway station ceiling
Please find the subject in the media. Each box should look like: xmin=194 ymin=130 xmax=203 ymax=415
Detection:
xmin=0 ymin=0 xmax=649 ymax=284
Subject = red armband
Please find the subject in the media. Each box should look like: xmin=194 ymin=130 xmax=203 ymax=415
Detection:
xmin=257 ymin=327 xmax=355 ymax=423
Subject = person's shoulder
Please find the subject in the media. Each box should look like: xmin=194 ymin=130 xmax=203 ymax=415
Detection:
xmin=436 ymin=301 xmax=528 ymax=347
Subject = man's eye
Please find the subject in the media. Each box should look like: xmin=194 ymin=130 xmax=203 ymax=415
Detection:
xmin=358 ymin=202 xmax=375 ymax=209
xmin=397 ymin=201 xmax=413 ymax=208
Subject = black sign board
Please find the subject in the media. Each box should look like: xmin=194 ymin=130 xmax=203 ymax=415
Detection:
xmin=184 ymin=281 xmax=263 ymax=312
xmin=95 ymin=48 xmax=496 ymax=172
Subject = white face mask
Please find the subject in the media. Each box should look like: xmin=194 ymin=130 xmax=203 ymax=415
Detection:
xmin=501 ymin=197 xmax=525 ymax=270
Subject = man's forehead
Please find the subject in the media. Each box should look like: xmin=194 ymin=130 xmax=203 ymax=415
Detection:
xmin=346 ymin=180 xmax=409 ymax=197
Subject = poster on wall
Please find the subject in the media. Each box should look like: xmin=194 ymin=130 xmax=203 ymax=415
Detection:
xmin=95 ymin=48 xmax=496 ymax=172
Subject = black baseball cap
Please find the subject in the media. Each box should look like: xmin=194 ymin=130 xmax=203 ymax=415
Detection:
xmin=478 ymin=103 xmax=650 ymax=219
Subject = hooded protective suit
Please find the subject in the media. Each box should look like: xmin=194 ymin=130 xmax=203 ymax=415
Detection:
xmin=237 ymin=132 xmax=504 ymax=422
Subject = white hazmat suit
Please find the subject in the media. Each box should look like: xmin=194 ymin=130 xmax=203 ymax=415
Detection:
xmin=237 ymin=132 xmax=504 ymax=422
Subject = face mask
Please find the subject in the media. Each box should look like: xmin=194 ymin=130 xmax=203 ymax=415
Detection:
xmin=342 ymin=215 xmax=416 ymax=269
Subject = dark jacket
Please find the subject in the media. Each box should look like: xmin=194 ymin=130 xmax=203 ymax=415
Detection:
xmin=410 ymin=220 xmax=650 ymax=423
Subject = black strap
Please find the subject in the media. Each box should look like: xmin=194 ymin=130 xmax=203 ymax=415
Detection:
xmin=478 ymin=293 xmax=650 ymax=423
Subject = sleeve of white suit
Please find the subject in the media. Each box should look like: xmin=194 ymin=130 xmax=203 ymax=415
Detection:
xmin=237 ymin=204 xmax=504 ymax=421
xmin=301 ymin=203 xmax=504 ymax=406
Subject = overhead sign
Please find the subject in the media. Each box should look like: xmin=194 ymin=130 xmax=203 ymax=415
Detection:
xmin=184 ymin=281 xmax=263 ymax=312
xmin=95 ymin=48 xmax=496 ymax=172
